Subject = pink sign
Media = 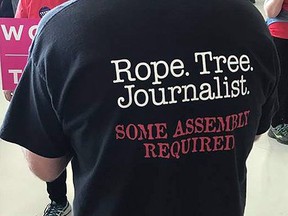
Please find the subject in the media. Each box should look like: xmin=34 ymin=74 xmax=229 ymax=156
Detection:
xmin=0 ymin=18 xmax=40 ymax=90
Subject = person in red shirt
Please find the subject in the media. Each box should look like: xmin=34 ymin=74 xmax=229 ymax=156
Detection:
xmin=0 ymin=0 xmax=280 ymax=215
xmin=1 ymin=0 xmax=17 ymax=101
xmin=3 ymin=0 xmax=72 ymax=216
xmin=14 ymin=0 xmax=67 ymax=18
xmin=265 ymin=0 xmax=288 ymax=144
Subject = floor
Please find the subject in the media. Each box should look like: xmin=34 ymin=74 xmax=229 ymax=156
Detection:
xmin=1 ymin=1 xmax=288 ymax=216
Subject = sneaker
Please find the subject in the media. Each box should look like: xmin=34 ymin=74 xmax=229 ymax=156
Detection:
xmin=268 ymin=124 xmax=288 ymax=144
xmin=43 ymin=201 xmax=72 ymax=216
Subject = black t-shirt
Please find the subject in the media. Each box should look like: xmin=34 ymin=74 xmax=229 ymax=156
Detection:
xmin=0 ymin=0 xmax=280 ymax=215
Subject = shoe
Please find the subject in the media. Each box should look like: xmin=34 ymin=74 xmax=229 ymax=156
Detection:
xmin=43 ymin=201 xmax=72 ymax=216
xmin=268 ymin=124 xmax=288 ymax=144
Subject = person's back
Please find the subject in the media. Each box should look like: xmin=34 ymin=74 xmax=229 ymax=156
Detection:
xmin=0 ymin=0 xmax=279 ymax=215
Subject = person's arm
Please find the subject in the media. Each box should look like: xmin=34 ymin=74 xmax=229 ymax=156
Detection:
xmin=264 ymin=0 xmax=284 ymax=18
xmin=14 ymin=0 xmax=27 ymax=18
xmin=23 ymin=148 xmax=72 ymax=182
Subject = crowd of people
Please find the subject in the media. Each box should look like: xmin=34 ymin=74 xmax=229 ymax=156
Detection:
xmin=0 ymin=0 xmax=286 ymax=216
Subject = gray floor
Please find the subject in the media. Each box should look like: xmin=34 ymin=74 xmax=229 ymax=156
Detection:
xmin=2 ymin=1 xmax=288 ymax=216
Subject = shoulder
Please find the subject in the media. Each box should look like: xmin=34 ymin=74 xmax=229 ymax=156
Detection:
xmin=36 ymin=0 xmax=77 ymax=36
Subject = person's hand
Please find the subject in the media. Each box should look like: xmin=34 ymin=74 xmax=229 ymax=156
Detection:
xmin=3 ymin=90 xmax=14 ymax=102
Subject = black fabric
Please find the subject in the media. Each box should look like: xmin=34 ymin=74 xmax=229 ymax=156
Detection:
xmin=46 ymin=169 xmax=67 ymax=204
xmin=0 ymin=0 xmax=14 ymax=17
xmin=0 ymin=0 xmax=280 ymax=215
xmin=271 ymin=37 xmax=288 ymax=127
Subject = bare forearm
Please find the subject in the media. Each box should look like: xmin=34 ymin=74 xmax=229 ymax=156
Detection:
xmin=264 ymin=0 xmax=284 ymax=18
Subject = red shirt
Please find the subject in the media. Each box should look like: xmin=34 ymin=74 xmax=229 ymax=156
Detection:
xmin=283 ymin=0 xmax=288 ymax=10
xmin=15 ymin=0 xmax=68 ymax=18
xmin=269 ymin=0 xmax=288 ymax=39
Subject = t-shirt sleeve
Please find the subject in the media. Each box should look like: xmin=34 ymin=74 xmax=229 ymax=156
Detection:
xmin=0 ymin=58 xmax=70 ymax=158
